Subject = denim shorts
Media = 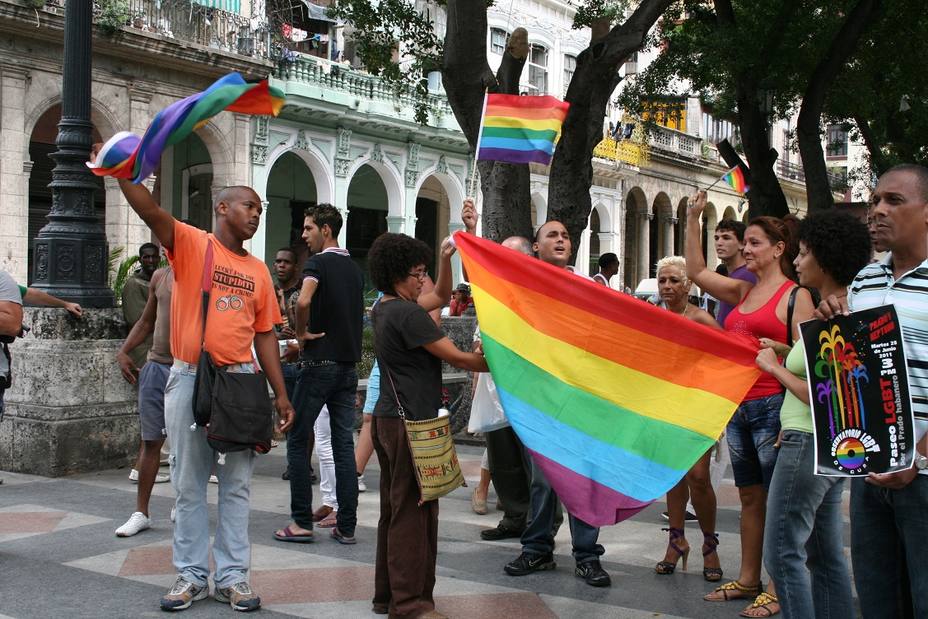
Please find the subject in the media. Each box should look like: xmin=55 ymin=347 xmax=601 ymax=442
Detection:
xmin=726 ymin=392 xmax=783 ymax=489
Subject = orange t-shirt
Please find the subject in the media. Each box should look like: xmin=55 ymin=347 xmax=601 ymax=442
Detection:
xmin=167 ymin=221 xmax=281 ymax=366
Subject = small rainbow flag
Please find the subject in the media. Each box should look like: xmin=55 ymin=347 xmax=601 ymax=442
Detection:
xmin=88 ymin=73 xmax=284 ymax=184
xmin=722 ymin=166 xmax=749 ymax=193
xmin=454 ymin=231 xmax=761 ymax=525
xmin=476 ymin=94 xmax=570 ymax=166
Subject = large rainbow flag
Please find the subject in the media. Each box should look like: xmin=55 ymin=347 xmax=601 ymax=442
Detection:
xmin=454 ymin=232 xmax=761 ymax=525
xmin=476 ymin=94 xmax=569 ymax=166
xmin=88 ymin=73 xmax=284 ymax=184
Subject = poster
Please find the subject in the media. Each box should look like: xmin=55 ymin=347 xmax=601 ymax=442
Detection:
xmin=800 ymin=305 xmax=915 ymax=476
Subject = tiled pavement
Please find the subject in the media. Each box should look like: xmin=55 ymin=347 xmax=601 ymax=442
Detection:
xmin=0 ymin=444 xmax=852 ymax=618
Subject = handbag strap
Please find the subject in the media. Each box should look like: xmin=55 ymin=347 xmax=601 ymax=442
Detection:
xmin=200 ymin=238 xmax=215 ymax=350
xmin=371 ymin=308 xmax=407 ymax=420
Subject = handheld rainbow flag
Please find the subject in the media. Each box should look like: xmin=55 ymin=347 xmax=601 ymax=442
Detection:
xmin=88 ymin=73 xmax=285 ymax=184
xmin=475 ymin=94 xmax=570 ymax=166
xmin=721 ymin=166 xmax=749 ymax=193
xmin=454 ymin=231 xmax=761 ymax=525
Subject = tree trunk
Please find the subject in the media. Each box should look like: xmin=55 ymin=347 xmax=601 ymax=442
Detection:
xmin=798 ymin=0 xmax=881 ymax=211
xmin=442 ymin=2 xmax=532 ymax=241
xmin=548 ymin=0 xmax=676 ymax=256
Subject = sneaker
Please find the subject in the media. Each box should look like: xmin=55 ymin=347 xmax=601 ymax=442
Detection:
xmin=504 ymin=552 xmax=556 ymax=576
xmin=170 ymin=507 xmax=176 ymax=522
xmin=115 ymin=511 xmax=151 ymax=537
xmin=575 ymin=559 xmax=611 ymax=587
xmin=331 ymin=527 xmax=357 ymax=545
xmin=209 ymin=475 xmax=219 ymax=484
xmin=214 ymin=581 xmax=261 ymax=612
xmin=661 ymin=510 xmax=697 ymax=522
xmin=480 ymin=525 xmax=523 ymax=541
xmin=160 ymin=576 xmax=208 ymax=611
xmin=358 ymin=474 xmax=367 ymax=493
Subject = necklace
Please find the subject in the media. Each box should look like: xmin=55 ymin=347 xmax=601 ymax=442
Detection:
xmin=668 ymin=302 xmax=687 ymax=317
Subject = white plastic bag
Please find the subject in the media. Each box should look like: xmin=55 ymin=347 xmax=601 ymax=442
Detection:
xmin=467 ymin=372 xmax=509 ymax=433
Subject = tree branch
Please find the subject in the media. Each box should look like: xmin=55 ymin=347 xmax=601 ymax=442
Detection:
xmin=853 ymin=114 xmax=890 ymax=175
xmin=798 ymin=0 xmax=882 ymax=211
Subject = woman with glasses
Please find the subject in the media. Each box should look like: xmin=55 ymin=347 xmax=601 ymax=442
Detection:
xmin=367 ymin=232 xmax=488 ymax=619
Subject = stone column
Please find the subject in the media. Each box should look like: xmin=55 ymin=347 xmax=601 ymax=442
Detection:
xmin=386 ymin=215 xmax=404 ymax=233
xmin=663 ymin=217 xmax=674 ymax=258
xmin=448 ymin=221 xmax=465 ymax=283
xmin=577 ymin=227 xmax=591 ymax=276
xmin=0 ymin=66 xmax=30 ymax=282
xmin=637 ymin=212 xmax=650 ymax=282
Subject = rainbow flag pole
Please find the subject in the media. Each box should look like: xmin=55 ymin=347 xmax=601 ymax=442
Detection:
xmin=707 ymin=165 xmax=750 ymax=194
xmin=468 ymin=90 xmax=491 ymax=198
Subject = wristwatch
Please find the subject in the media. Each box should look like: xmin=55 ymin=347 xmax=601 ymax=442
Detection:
xmin=916 ymin=455 xmax=928 ymax=471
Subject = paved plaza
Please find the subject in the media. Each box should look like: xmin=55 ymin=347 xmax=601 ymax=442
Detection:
xmin=0 ymin=444 xmax=852 ymax=618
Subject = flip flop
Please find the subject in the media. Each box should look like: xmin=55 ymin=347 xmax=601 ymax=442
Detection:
xmin=317 ymin=512 xmax=338 ymax=528
xmin=273 ymin=525 xmax=314 ymax=543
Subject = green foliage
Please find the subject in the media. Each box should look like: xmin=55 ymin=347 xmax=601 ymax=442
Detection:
xmin=97 ymin=0 xmax=131 ymax=35
xmin=108 ymin=249 xmax=139 ymax=307
xmin=358 ymin=323 xmax=376 ymax=379
xmin=569 ymin=0 xmax=631 ymax=29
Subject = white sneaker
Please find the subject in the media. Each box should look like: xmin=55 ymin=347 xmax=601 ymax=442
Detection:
xmin=209 ymin=474 xmax=219 ymax=484
xmin=129 ymin=469 xmax=170 ymax=483
xmin=170 ymin=506 xmax=176 ymax=522
xmin=115 ymin=511 xmax=151 ymax=537
xmin=357 ymin=474 xmax=367 ymax=493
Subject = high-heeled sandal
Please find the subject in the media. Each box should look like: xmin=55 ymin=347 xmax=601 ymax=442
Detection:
xmin=702 ymin=531 xmax=723 ymax=582
xmin=655 ymin=527 xmax=689 ymax=575
xmin=703 ymin=580 xmax=762 ymax=602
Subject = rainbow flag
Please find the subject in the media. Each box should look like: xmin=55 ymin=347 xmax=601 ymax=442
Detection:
xmin=454 ymin=232 xmax=761 ymax=526
xmin=722 ymin=166 xmax=749 ymax=193
xmin=88 ymin=73 xmax=284 ymax=184
xmin=476 ymin=94 xmax=570 ymax=165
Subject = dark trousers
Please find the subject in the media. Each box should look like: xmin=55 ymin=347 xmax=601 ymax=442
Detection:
xmin=485 ymin=426 xmax=531 ymax=531
xmin=287 ymin=362 xmax=359 ymax=535
xmin=372 ymin=416 xmax=439 ymax=618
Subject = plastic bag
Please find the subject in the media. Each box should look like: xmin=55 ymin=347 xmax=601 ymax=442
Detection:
xmin=468 ymin=372 xmax=509 ymax=433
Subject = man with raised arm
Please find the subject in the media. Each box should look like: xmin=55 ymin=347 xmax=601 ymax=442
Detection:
xmin=96 ymin=146 xmax=294 ymax=613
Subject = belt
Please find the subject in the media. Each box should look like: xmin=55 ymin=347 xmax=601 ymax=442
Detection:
xmin=171 ymin=360 xmax=254 ymax=374
xmin=298 ymin=359 xmax=340 ymax=368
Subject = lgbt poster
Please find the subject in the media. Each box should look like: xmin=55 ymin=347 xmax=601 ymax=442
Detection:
xmin=800 ymin=305 xmax=915 ymax=476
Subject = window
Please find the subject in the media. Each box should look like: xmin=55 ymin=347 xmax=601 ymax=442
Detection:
xmin=527 ymin=43 xmax=548 ymax=94
xmin=490 ymin=28 xmax=508 ymax=55
xmin=563 ymin=54 xmax=577 ymax=88
xmin=826 ymin=123 xmax=848 ymax=157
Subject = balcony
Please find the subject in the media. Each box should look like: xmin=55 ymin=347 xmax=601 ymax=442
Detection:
xmin=647 ymin=124 xmax=704 ymax=161
xmin=273 ymin=52 xmax=460 ymax=132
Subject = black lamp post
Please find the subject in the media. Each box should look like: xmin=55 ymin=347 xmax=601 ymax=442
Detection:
xmin=31 ymin=0 xmax=114 ymax=307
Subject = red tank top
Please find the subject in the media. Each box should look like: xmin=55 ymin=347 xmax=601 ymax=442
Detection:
xmin=724 ymin=279 xmax=794 ymax=401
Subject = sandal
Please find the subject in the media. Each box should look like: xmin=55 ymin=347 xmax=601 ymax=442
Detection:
xmin=704 ymin=580 xmax=761 ymax=602
xmin=739 ymin=591 xmax=780 ymax=617
xmin=471 ymin=488 xmax=488 ymax=515
xmin=317 ymin=511 xmax=338 ymax=528
xmin=702 ymin=531 xmax=723 ymax=582
xmin=273 ymin=525 xmax=314 ymax=543
xmin=655 ymin=527 xmax=689 ymax=575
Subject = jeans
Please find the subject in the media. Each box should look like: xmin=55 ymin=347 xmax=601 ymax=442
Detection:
xmin=164 ymin=361 xmax=256 ymax=589
xmin=851 ymin=474 xmax=928 ymax=619
xmin=521 ymin=447 xmax=603 ymax=564
xmin=763 ymin=431 xmax=852 ymax=619
xmin=288 ymin=362 xmax=358 ymax=535
xmin=727 ymin=392 xmax=783 ymax=489
xmin=281 ymin=362 xmax=299 ymax=401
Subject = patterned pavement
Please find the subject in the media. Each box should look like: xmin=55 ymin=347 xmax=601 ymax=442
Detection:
xmin=0 ymin=444 xmax=852 ymax=618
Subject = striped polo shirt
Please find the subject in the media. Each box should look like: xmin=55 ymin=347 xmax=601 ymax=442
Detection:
xmin=849 ymin=254 xmax=928 ymax=471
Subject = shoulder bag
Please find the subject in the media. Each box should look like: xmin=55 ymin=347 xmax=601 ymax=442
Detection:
xmin=191 ymin=239 xmax=274 ymax=455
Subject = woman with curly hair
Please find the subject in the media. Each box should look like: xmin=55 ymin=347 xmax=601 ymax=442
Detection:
xmin=652 ymin=256 xmax=725 ymax=582
xmin=686 ymin=190 xmax=815 ymax=618
xmin=755 ymin=210 xmax=870 ymax=618
xmin=368 ymin=232 xmax=488 ymax=619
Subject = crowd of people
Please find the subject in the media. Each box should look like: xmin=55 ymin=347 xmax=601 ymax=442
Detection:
xmin=82 ymin=144 xmax=928 ymax=619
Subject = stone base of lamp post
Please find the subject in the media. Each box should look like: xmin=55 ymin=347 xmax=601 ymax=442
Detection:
xmin=0 ymin=308 xmax=137 ymax=476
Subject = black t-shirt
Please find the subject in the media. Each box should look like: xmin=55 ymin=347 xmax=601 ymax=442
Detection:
xmin=301 ymin=249 xmax=364 ymax=363
xmin=372 ymin=298 xmax=444 ymax=421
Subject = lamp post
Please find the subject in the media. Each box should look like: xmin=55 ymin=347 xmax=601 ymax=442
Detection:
xmin=31 ymin=0 xmax=114 ymax=307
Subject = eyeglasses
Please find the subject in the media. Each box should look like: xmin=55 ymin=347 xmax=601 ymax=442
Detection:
xmin=407 ymin=271 xmax=427 ymax=280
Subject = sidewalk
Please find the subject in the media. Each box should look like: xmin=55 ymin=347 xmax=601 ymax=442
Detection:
xmin=0 ymin=444 xmax=850 ymax=618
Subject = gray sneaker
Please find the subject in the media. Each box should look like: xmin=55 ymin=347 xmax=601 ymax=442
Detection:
xmin=215 ymin=581 xmax=261 ymax=612
xmin=160 ymin=576 xmax=208 ymax=611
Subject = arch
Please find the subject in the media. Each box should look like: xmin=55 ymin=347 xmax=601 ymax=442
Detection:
xmin=623 ymin=186 xmax=648 ymax=291
xmin=722 ymin=206 xmax=737 ymax=222
xmin=193 ymin=120 xmax=232 ymax=186
xmin=24 ymin=95 xmax=120 ymax=149
xmin=346 ymin=155 xmax=404 ymax=218
xmin=263 ymin=151 xmax=317 ymax=268
xmin=265 ymin=141 xmax=334 ymax=205
xmin=415 ymin=166 xmax=465 ymax=224
xmin=531 ymin=191 xmax=548 ymax=230
xmin=742 ymin=209 xmax=749 ymax=224
xmin=592 ymin=201 xmax=612 ymax=233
